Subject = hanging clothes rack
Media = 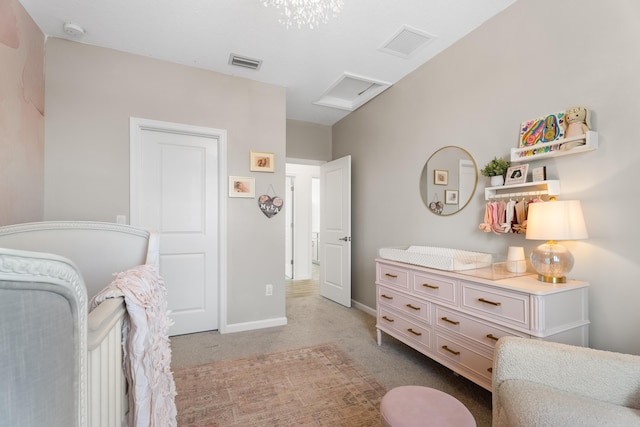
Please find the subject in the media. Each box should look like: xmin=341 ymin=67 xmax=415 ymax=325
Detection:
xmin=484 ymin=179 xmax=560 ymax=201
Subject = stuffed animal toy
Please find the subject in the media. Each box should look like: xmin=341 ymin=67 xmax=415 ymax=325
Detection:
xmin=563 ymin=106 xmax=590 ymax=138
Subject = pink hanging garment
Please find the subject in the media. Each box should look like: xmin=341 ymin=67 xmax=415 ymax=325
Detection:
xmin=479 ymin=202 xmax=493 ymax=232
xmin=492 ymin=201 xmax=506 ymax=235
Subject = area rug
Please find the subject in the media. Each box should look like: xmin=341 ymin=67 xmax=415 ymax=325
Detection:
xmin=173 ymin=343 xmax=386 ymax=426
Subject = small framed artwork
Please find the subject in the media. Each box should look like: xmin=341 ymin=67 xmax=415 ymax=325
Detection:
xmin=504 ymin=164 xmax=529 ymax=185
xmin=532 ymin=166 xmax=547 ymax=182
xmin=250 ymin=151 xmax=275 ymax=172
xmin=229 ymin=176 xmax=255 ymax=198
xmin=519 ymin=111 xmax=565 ymax=147
xmin=434 ymin=170 xmax=448 ymax=185
xmin=445 ymin=190 xmax=458 ymax=205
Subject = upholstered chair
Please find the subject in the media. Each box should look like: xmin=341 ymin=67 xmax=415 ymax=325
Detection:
xmin=492 ymin=336 xmax=640 ymax=426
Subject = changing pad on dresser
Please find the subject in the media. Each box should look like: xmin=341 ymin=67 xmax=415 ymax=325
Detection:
xmin=378 ymin=246 xmax=492 ymax=271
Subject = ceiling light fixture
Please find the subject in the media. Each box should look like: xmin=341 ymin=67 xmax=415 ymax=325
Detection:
xmin=261 ymin=0 xmax=344 ymax=29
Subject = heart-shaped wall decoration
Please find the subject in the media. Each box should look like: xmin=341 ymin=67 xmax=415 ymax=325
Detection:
xmin=258 ymin=195 xmax=283 ymax=218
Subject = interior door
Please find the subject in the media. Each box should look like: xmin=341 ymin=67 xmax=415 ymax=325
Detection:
xmin=130 ymin=118 xmax=225 ymax=336
xmin=285 ymin=176 xmax=294 ymax=279
xmin=319 ymin=155 xmax=351 ymax=307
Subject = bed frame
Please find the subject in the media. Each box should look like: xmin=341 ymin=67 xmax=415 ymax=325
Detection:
xmin=0 ymin=221 xmax=158 ymax=427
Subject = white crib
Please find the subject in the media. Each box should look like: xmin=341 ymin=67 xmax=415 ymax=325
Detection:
xmin=0 ymin=221 xmax=158 ymax=427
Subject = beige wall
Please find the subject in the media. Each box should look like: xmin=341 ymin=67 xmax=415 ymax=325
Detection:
xmin=0 ymin=0 xmax=44 ymax=225
xmin=286 ymin=119 xmax=332 ymax=162
xmin=44 ymin=38 xmax=287 ymax=328
xmin=333 ymin=0 xmax=640 ymax=354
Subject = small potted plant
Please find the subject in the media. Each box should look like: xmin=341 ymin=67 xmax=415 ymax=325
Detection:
xmin=480 ymin=157 xmax=511 ymax=186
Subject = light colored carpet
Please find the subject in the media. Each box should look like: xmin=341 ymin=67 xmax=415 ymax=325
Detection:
xmin=173 ymin=343 xmax=385 ymax=426
xmin=170 ymin=277 xmax=492 ymax=426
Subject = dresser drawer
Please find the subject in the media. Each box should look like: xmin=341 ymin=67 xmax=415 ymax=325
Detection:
xmin=378 ymin=306 xmax=432 ymax=349
xmin=413 ymin=271 xmax=458 ymax=305
xmin=377 ymin=263 xmax=410 ymax=290
xmin=435 ymin=307 xmax=527 ymax=350
xmin=461 ymin=282 xmax=529 ymax=329
xmin=435 ymin=334 xmax=493 ymax=382
xmin=378 ymin=286 xmax=430 ymax=323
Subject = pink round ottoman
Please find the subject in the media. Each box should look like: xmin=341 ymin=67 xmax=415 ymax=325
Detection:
xmin=380 ymin=386 xmax=476 ymax=427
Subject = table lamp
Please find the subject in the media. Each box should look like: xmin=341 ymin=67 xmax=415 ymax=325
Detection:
xmin=525 ymin=200 xmax=588 ymax=283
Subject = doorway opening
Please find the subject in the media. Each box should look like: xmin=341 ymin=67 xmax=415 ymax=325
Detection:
xmin=285 ymin=162 xmax=321 ymax=297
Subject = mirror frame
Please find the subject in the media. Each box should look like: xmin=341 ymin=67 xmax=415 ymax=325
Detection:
xmin=420 ymin=146 xmax=478 ymax=216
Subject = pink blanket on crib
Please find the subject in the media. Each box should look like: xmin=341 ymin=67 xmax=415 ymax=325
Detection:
xmin=91 ymin=264 xmax=177 ymax=427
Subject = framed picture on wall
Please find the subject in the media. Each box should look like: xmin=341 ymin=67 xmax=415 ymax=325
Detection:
xmin=250 ymin=151 xmax=275 ymax=172
xmin=445 ymin=190 xmax=458 ymax=205
xmin=532 ymin=166 xmax=547 ymax=182
xmin=504 ymin=164 xmax=529 ymax=185
xmin=434 ymin=170 xmax=448 ymax=185
xmin=229 ymin=176 xmax=255 ymax=198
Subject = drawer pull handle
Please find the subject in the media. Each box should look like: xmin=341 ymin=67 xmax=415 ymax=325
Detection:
xmin=422 ymin=283 xmax=440 ymax=289
xmin=442 ymin=345 xmax=460 ymax=356
xmin=407 ymin=328 xmax=422 ymax=336
xmin=406 ymin=304 xmax=421 ymax=311
xmin=486 ymin=333 xmax=499 ymax=341
xmin=382 ymin=316 xmax=394 ymax=322
xmin=478 ymin=297 xmax=501 ymax=306
xmin=441 ymin=317 xmax=460 ymax=325
xmin=381 ymin=294 xmax=393 ymax=300
xmin=385 ymin=273 xmax=398 ymax=278
xmin=487 ymin=367 xmax=493 ymax=373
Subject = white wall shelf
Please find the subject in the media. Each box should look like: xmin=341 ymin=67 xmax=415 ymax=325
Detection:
xmin=510 ymin=131 xmax=598 ymax=163
xmin=485 ymin=180 xmax=560 ymax=201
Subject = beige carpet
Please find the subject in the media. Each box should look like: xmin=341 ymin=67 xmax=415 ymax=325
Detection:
xmin=173 ymin=343 xmax=386 ymax=426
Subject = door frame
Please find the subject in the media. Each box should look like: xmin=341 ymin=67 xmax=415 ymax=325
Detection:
xmin=285 ymin=175 xmax=294 ymax=279
xmin=129 ymin=117 xmax=228 ymax=332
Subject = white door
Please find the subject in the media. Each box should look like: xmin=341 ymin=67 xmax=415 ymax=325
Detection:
xmin=130 ymin=118 xmax=226 ymax=336
xmin=285 ymin=176 xmax=294 ymax=279
xmin=459 ymin=159 xmax=475 ymax=207
xmin=319 ymin=156 xmax=351 ymax=307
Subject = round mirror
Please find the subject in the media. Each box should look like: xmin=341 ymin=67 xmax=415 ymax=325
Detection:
xmin=420 ymin=146 xmax=478 ymax=216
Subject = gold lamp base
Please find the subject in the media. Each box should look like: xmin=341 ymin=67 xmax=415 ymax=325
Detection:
xmin=530 ymin=241 xmax=574 ymax=284
xmin=537 ymin=274 xmax=567 ymax=284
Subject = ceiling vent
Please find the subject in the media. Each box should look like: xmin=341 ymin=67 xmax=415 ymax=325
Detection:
xmin=313 ymin=73 xmax=391 ymax=112
xmin=228 ymin=53 xmax=262 ymax=70
xmin=379 ymin=25 xmax=435 ymax=59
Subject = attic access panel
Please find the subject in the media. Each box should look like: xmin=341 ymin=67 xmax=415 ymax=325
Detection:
xmin=313 ymin=73 xmax=391 ymax=111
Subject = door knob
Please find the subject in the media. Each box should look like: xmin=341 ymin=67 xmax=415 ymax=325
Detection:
xmin=338 ymin=236 xmax=351 ymax=241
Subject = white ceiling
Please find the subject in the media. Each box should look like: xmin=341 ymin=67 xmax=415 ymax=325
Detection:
xmin=19 ymin=0 xmax=516 ymax=126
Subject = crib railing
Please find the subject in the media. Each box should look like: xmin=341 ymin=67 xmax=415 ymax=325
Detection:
xmin=87 ymin=297 xmax=128 ymax=427
xmin=0 ymin=221 xmax=155 ymax=427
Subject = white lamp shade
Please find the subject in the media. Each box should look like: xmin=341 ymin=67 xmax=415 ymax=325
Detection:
xmin=526 ymin=200 xmax=588 ymax=241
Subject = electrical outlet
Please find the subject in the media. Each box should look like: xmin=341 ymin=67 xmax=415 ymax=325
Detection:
xmin=116 ymin=215 xmax=126 ymax=224
xmin=265 ymin=284 xmax=273 ymax=296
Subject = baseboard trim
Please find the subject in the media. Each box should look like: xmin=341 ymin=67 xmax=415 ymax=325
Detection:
xmin=222 ymin=301 xmax=373 ymax=334
xmin=352 ymin=300 xmax=376 ymax=317
xmin=223 ymin=316 xmax=288 ymax=334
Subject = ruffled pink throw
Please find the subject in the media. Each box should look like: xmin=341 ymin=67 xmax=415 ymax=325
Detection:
xmin=90 ymin=264 xmax=177 ymax=427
